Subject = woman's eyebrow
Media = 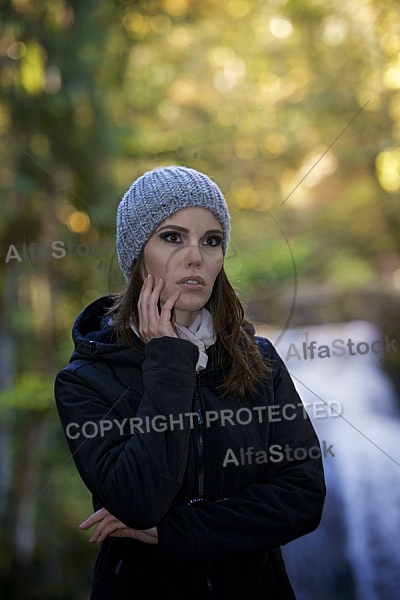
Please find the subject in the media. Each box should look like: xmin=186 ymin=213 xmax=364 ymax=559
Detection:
xmin=156 ymin=225 xmax=223 ymax=236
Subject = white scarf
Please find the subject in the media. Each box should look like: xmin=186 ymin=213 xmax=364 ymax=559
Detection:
xmin=174 ymin=307 xmax=216 ymax=372
xmin=130 ymin=307 xmax=216 ymax=372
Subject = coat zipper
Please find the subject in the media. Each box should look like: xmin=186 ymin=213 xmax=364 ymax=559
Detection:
xmin=195 ymin=377 xmax=214 ymax=599
xmin=195 ymin=389 xmax=205 ymax=498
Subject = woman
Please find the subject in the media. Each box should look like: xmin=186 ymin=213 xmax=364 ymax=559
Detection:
xmin=55 ymin=166 xmax=325 ymax=600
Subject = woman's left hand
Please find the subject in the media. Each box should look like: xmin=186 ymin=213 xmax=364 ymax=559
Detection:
xmin=79 ymin=508 xmax=158 ymax=544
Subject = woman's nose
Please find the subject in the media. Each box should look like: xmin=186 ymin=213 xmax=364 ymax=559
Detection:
xmin=183 ymin=244 xmax=204 ymax=268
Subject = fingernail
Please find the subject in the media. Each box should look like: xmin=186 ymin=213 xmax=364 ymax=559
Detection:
xmin=158 ymin=278 xmax=163 ymax=284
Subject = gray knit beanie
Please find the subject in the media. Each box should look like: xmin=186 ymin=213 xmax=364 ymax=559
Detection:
xmin=116 ymin=166 xmax=231 ymax=281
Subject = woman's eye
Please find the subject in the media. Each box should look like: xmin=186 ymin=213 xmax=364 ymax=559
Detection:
xmin=160 ymin=232 xmax=181 ymax=243
xmin=204 ymin=236 xmax=222 ymax=247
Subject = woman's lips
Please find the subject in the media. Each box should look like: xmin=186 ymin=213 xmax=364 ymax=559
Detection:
xmin=177 ymin=281 xmax=205 ymax=291
xmin=177 ymin=276 xmax=206 ymax=285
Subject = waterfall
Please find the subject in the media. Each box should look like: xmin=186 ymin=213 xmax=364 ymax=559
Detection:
xmin=256 ymin=321 xmax=400 ymax=600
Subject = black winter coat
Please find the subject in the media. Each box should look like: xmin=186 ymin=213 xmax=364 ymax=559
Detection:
xmin=54 ymin=296 xmax=326 ymax=600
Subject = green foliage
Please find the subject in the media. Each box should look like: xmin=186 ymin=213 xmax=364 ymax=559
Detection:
xmin=0 ymin=372 xmax=55 ymax=411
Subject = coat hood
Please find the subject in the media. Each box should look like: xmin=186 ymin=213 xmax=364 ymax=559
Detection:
xmin=69 ymin=295 xmax=143 ymax=364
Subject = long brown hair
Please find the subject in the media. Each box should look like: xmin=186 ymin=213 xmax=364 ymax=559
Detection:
xmin=108 ymin=251 xmax=270 ymax=401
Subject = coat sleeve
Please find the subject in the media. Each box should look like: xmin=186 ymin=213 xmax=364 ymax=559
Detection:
xmin=155 ymin=342 xmax=326 ymax=563
xmin=54 ymin=337 xmax=199 ymax=529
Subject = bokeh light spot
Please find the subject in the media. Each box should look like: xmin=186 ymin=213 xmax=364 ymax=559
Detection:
xmin=376 ymin=148 xmax=400 ymax=193
xmin=270 ymin=17 xmax=293 ymax=39
xmin=6 ymin=41 xmax=26 ymax=60
xmin=30 ymin=134 xmax=50 ymax=156
xmin=66 ymin=211 xmax=91 ymax=234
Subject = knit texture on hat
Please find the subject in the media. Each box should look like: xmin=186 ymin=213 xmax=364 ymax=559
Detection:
xmin=116 ymin=166 xmax=231 ymax=280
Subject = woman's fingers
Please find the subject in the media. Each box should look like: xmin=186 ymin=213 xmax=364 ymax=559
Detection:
xmin=147 ymin=277 xmax=165 ymax=324
xmin=137 ymin=274 xmax=151 ymax=336
xmin=88 ymin=513 xmax=118 ymax=541
xmin=79 ymin=510 xmax=131 ymax=543
xmin=138 ymin=275 xmax=159 ymax=339
xmin=89 ymin=516 xmax=128 ymax=543
xmin=79 ymin=507 xmax=110 ymax=529
xmin=79 ymin=508 xmax=129 ymax=543
xmin=137 ymin=274 xmax=180 ymax=342
xmin=79 ymin=509 xmax=158 ymax=544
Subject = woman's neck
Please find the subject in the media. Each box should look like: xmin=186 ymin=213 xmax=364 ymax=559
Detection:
xmin=174 ymin=308 xmax=201 ymax=328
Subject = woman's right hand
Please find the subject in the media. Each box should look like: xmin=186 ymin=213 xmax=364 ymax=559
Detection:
xmin=137 ymin=274 xmax=181 ymax=343
xmin=79 ymin=508 xmax=158 ymax=544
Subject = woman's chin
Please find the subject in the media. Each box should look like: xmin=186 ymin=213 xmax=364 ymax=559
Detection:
xmin=174 ymin=301 xmax=205 ymax=314
xmin=161 ymin=291 xmax=209 ymax=313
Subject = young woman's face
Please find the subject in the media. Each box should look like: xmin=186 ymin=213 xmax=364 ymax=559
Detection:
xmin=143 ymin=207 xmax=224 ymax=326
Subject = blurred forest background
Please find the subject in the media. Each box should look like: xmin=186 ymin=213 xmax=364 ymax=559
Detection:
xmin=0 ymin=0 xmax=399 ymax=598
